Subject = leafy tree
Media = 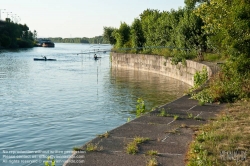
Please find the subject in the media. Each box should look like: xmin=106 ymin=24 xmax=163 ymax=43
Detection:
xmin=192 ymin=0 xmax=250 ymax=102
xmin=130 ymin=18 xmax=145 ymax=52
xmin=174 ymin=8 xmax=206 ymax=51
xmin=140 ymin=9 xmax=161 ymax=49
xmin=0 ymin=34 xmax=11 ymax=47
xmin=0 ymin=19 xmax=35 ymax=48
xmin=184 ymin=0 xmax=209 ymax=9
xmin=33 ymin=30 xmax=37 ymax=40
xmin=153 ymin=11 xmax=172 ymax=46
xmin=103 ymin=26 xmax=116 ymax=45
xmin=195 ymin=0 xmax=250 ymax=57
xmin=113 ymin=22 xmax=131 ymax=48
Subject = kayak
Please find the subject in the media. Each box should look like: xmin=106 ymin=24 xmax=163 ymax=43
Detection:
xmin=34 ymin=58 xmax=56 ymax=61
xmin=94 ymin=57 xmax=101 ymax=60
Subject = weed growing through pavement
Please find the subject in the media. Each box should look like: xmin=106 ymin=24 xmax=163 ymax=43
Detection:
xmin=147 ymin=157 xmax=158 ymax=166
xmin=73 ymin=146 xmax=82 ymax=151
xmin=173 ymin=115 xmax=180 ymax=120
xmin=134 ymin=136 xmax=150 ymax=144
xmin=127 ymin=116 xmax=131 ymax=122
xmin=125 ymin=136 xmax=150 ymax=154
xmin=158 ymin=108 xmax=171 ymax=117
xmin=166 ymin=128 xmax=179 ymax=134
xmin=126 ymin=141 xmax=139 ymax=154
xmin=187 ymin=113 xmax=193 ymax=119
xmin=86 ymin=143 xmax=103 ymax=152
xmin=97 ymin=131 xmax=109 ymax=138
xmin=146 ymin=150 xmax=158 ymax=156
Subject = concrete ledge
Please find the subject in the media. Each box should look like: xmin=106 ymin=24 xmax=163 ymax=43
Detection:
xmin=111 ymin=53 xmax=213 ymax=86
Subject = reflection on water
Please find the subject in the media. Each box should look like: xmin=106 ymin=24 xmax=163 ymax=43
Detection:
xmin=109 ymin=67 xmax=189 ymax=111
xmin=0 ymin=44 xmax=190 ymax=166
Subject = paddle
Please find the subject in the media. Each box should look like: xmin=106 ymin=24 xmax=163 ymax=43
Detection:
xmin=41 ymin=56 xmax=47 ymax=61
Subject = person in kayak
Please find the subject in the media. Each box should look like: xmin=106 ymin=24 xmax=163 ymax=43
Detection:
xmin=94 ymin=54 xmax=98 ymax=60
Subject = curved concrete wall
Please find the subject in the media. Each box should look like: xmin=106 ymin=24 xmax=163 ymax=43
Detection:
xmin=111 ymin=53 xmax=213 ymax=86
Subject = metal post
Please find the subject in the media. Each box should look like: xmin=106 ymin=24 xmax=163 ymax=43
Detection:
xmin=12 ymin=14 xmax=17 ymax=22
xmin=0 ymin=9 xmax=6 ymax=20
xmin=16 ymin=16 xmax=21 ymax=23
xmin=6 ymin=12 xmax=12 ymax=18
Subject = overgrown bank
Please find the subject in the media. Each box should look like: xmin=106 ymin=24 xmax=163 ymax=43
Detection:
xmin=0 ymin=19 xmax=36 ymax=48
xmin=103 ymin=0 xmax=250 ymax=165
xmin=103 ymin=0 xmax=250 ymax=103
xmin=187 ymin=99 xmax=250 ymax=166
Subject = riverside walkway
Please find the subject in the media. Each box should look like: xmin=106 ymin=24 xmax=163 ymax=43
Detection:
xmin=64 ymin=94 xmax=224 ymax=166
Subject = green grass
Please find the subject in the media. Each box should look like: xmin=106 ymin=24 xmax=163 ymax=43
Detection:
xmin=165 ymin=128 xmax=179 ymax=134
xmin=146 ymin=157 xmax=158 ymax=166
xmin=86 ymin=143 xmax=102 ymax=152
xmin=159 ymin=109 xmax=168 ymax=117
xmin=187 ymin=113 xmax=193 ymax=119
xmin=198 ymin=100 xmax=205 ymax=106
xmin=146 ymin=150 xmax=159 ymax=156
xmin=173 ymin=115 xmax=180 ymax=120
xmin=97 ymin=131 xmax=109 ymax=138
xmin=125 ymin=136 xmax=150 ymax=154
xmin=186 ymin=99 xmax=250 ymax=166
xmin=72 ymin=146 xmax=82 ymax=151
xmin=158 ymin=108 xmax=173 ymax=117
xmin=203 ymin=53 xmax=225 ymax=62
xmin=158 ymin=109 xmax=181 ymax=120
xmin=194 ymin=116 xmax=205 ymax=121
xmin=134 ymin=136 xmax=150 ymax=144
xmin=125 ymin=141 xmax=139 ymax=154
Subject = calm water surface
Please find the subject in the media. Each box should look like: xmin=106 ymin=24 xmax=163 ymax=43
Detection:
xmin=0 ymin=43 xmax=190 ymax=165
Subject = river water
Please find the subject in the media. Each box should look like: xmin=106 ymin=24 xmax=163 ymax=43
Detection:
xmin=0 ymin=43 xmax=190 ymax=166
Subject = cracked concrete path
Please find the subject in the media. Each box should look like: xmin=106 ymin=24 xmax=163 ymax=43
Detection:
xmin=63 ymin=95 xmax=224 ymax=166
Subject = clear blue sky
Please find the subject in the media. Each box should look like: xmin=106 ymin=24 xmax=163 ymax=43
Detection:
xmin=1 ymin=0 xmax=185 ymax=38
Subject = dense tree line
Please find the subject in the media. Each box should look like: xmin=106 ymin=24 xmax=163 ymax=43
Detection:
xmin=192 ymin=0 xmax=250 ymax=102
xmin=104 ymin=0 xmax=250 ymax=102
xmin=0 ymin=18 xmax=36 ymax=48
xmin=48 ymin=36 xmax=108 ymax=44
xmin=103 ymin=7 xmax=206 ymax=63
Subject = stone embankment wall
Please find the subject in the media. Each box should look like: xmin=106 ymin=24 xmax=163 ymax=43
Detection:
xmin=111 ymin=53 xmax=213 ymax=86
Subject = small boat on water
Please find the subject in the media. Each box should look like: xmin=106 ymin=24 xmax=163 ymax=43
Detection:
xmin=34 ymin=58 xmax=56 ymax=61
xmin=35 ymin=38 xmax=55 ymax=47
xmin=42 ymin=42 xmax=55 ymax=47
xmin=94 ymin=57 xmax=101 ymax=60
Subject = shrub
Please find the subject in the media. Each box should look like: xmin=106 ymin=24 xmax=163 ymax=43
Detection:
xmin=125 ymin=141 xmax=138 ymax=154
xmin=193 ymin=67 xmax=208 ymax=88
xmin=136 ymin=98 xmax=146 ymax=116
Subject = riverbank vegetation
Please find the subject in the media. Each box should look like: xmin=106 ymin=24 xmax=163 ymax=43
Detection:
xmin=104 ymin=0 xmax=250 ymax=165
xmin=48 ymin=36 xmax=108 ymax=44
xmin=103 ymin=0 xmax=250 ymax=103
xmin=187 ymin=99 xmax=250 ymax=166
xmin=0 ymin=18 xmax=36 ymax=48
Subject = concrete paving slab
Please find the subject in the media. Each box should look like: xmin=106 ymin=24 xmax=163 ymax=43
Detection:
xmin=63 ymin=95 xmax=224 ymax=166
xmin=133 ymin=115 xmax=175 ymax=124
xmin=109 ymin=121 xmax=178 ymax=140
